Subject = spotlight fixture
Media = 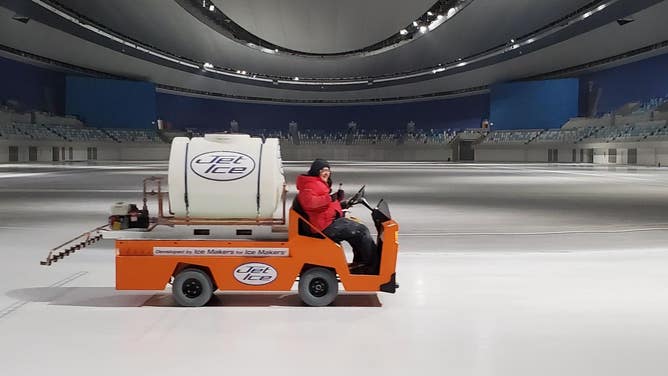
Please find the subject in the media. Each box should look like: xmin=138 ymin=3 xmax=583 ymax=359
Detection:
xmin=617 ymin=17 xmax=634 ymax=26
xmin=12 ymin=14 xmax=30 ymax=24
xmin=582 ymin=11 xmax=592 ymax=18
xmin=447 ymin=7 xmax=456 ymax=18
xmin=437 ymin=14 xmax=444 ymax=20
xmin=412 ymin=21 xmax=418 ymax=27
xmin=203 ymin=62 xmax=214 ymax=68
xmin=209 ymin=5 xmax=215 ymax=11
xmin=427 ymin=11 xmax=434 ymax=16
xmin=293 ymin=77 xmax=299 ymax=81
xmin=419 ymin=26 xmax=428 ymax=33
xmin=399 ymin=29 xmax=408 ymax=35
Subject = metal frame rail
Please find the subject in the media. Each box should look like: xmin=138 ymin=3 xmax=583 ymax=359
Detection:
xmin=40 ymin=224 xmax=107 ymax=266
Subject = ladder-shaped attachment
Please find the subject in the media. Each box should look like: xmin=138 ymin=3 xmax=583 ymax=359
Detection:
xmin=40 ymin=225 xmax=108 ymax=266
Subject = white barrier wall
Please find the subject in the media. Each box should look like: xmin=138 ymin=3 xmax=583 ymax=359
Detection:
xmin=5 ymin=137 xmax=668 ymax=165
xmin=280 ymin=143 xmax=452 ymax=161
xmin=476 ymin=141 xmax=668 ymax=165
xmin=475 ymin=147 xmax=526 ymax=162
xmin=0 ymin=140 xmax=165 ymax=162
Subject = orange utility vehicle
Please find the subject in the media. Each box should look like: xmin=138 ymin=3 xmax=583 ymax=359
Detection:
xmin=42 ymin=182 xmax=399 ymax=307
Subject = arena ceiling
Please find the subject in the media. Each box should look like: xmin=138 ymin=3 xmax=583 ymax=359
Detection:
xmin=0 ymin=0 xmax=667 ymax=103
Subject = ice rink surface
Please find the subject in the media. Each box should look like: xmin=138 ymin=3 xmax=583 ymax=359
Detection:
xmin=1 ymin=161 xmax=668 ymax=375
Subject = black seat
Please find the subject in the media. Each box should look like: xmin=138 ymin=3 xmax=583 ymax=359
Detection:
xmin=292 ymin=196 xmax=325 ymax=238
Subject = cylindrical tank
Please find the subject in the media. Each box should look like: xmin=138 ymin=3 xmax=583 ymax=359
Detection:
xmin=168 ymin=134 xmax=285 ymax=219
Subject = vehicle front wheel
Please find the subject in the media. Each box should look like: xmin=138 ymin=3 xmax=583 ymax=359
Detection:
xmin=298 ymin=267 xmax=338 ymax=307
xmin=172 ymin=268 xmax=214 ymax=307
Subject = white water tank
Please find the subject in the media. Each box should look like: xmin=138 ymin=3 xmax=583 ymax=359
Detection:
xmin=168 ymin=134 xmax=285 ymax=219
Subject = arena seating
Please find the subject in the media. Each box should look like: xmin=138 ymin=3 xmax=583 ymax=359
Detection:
xmin=480 ymin=129 xmax=542 ymax=144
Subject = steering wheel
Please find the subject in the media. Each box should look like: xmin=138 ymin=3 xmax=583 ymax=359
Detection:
xmin=347 ymin=185 xmax=366 ymax=206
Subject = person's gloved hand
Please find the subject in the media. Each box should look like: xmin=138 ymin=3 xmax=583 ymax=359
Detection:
xmin=330 ymin=189 xmax=344 ymax=201
xmin=340 ymin=199 xmax=350 ymax=209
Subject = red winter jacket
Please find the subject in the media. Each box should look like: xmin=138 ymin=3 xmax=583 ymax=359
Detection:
xmin=296 ymin=174 xmax=342 ymax=231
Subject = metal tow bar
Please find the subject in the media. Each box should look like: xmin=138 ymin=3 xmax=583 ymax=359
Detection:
xmin=40 ymin=225 xmax=108 ymax=266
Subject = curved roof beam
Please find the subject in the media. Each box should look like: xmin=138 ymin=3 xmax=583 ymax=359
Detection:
xmin=175 ymin=0 xmax=473 ymax=58
xmin=24 ymin=0 xmax=656 ymax=91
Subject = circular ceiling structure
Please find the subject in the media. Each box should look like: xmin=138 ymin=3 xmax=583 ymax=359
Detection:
xmin=0 ymin=0 xmax=666 ymax=103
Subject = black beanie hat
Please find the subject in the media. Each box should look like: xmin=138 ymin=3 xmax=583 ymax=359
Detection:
xmin=307 ymin=158 xmax=330 ymax=176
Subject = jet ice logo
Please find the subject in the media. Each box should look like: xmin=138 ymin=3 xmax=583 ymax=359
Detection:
xmin=233 ymin=263 xmax=278 ymax=285
xmin=190 ymin=151 xmax=256 ymax=181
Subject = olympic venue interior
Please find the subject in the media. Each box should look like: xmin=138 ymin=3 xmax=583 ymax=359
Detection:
xmin=2 ymin=1 xmax=668 ymax=375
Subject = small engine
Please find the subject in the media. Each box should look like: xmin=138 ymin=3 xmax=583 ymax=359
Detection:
xmin=109 ymin=202 xmax=149 ymax=230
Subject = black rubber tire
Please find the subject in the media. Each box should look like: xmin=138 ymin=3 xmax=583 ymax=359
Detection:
xmin=298 ymin=267 xmax=338 ymax=307
xmin=172 ymin=268 xmax=214 ymax=307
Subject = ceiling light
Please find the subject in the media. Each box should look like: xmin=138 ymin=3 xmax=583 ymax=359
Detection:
xmin=510 ymin=39 xmax=515 ymax=43
xmin=597 ymin=4 xmax=607 ymax=11
xmin=12 ymin=14 xmax=30 ymax=24
xmin=447 ymin=7 xmax=456 ymax=18
xmin=617 ymin=18 xmax=634 ymax=26
xmin=583 ymin=11 xmax=592 ymax=18
xmin=457 ymin=62 xmax=467 ymax=67
xmin=241 ymin=70 xmax=246 ymax=75
xmin=209 ymin=4 xmax=214 ymax=11
xmin=399 ymin=29 xmax=408 ymax=35
xmin=203 ymin=62 xmax=213 ymax=69
xmin=236 ymin=70 xmax=241 ymax=74
xmin=432 ymin=67 xmax=446 ymax=74
xmin=427 ymin=11 xmax=433 ymax=16
xmin=437 ymin=14 xmax=444 ymax=20
xmin=202 ymin=0 xmax=206 ymax=7
xmin=293 ymin=77 xmax=299 ymax=81
xmin=419 ymin=26 xmax=428 ymax=33
xmin=412 ymin=21 xmax=418 ymax=27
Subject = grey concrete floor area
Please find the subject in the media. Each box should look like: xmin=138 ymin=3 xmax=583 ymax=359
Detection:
xmin=1 ymin=161 xmax=668 ymax=375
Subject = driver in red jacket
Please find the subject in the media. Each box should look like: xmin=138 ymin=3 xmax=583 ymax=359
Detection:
xmin=296 ymin=159 xmax=378 ymax=274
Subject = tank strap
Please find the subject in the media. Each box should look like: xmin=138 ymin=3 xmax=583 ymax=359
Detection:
xmin=256 ymin=140 xmax=264 ymax=215
xmin=184 ymin=142 xmax=190 ymax=214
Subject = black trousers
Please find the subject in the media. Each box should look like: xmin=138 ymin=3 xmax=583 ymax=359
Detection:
xmin=323 ymin=218 xmax=378 ymax=271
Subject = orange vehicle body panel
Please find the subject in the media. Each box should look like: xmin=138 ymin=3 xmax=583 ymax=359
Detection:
xmin=115 ymin=210 xmax=399 ymax=292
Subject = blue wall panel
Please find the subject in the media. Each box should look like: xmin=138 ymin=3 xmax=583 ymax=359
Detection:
xmin=490 ymin=79 xmax=579 ymax=129
xmin=66 ymin=76 xmax=156 ymax=129
xmin=156 ymin=93 xmax=490 ymax=131
xmin=579 ymin=52 xmax=668 ymax=116
xmin=0 ymin=56 xmax=65 ymax=113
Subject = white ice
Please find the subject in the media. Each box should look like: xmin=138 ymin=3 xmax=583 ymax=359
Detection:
xmin=1 ymin=162 xmax=668 ymax=375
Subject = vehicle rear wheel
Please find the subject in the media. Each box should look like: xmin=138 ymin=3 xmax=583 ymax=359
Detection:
xmin=298 ymin=267 xmax=338 ymax=307
xmin=172 ymin=268 xmax=214 ymax=307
